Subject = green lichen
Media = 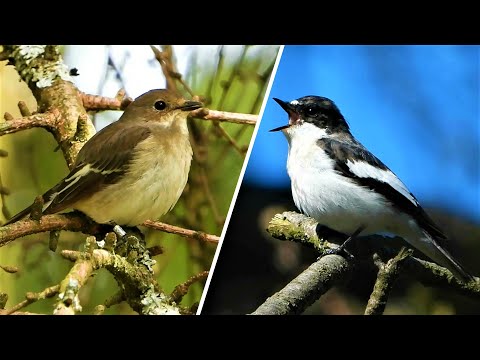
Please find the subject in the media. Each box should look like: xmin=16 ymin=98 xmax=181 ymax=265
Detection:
xmin=141 ymin=285 xmax=180 ymax=315
xmin=267 ymin=214 xmax=333 ymax=254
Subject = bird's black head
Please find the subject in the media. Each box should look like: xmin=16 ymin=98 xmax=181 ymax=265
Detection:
xmin=270 ymin=95 xmax=350 ymax=135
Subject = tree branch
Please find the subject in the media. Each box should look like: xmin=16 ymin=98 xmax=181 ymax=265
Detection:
xmin=59 ymin=234 xmax=181 ymax=315
xmin=0 ymin=213 xmax=105 ymax=248
xmin=81 ymin=91 xmax=132 ymax=111
xmin=0 ymin=112 xmax=57 ymax=136
xmin=251 ymin=255 xmax=353 ymax=315
xmin=4 ymin=285 xmax=60 ymax=315
xmin=364 ymin=247 xmax=413 ymax=315
xmin=170 ymin=270 xmax=209 ymax=304
xmin=1 ymin=45 xmax=96 ymax=169
xmin=190 ymin=108 xmax=257 ymax=125
xmin=78 ymin=93 xmax=258 ymax=125
xmin=142 ymin=220 xmax=220 ymax=243
xmin=261 ymin=211 xmax=480 ymax=315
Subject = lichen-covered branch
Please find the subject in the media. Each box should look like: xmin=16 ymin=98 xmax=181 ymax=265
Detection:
xmin=60 ymin=234 xmax=181 ymax=315
xmin=364 ymin=248 xmax=413 ymax=315
xmin=142 ymin=221 xmax=220 ymax=244
xmin=0 ymin=45 xmax=96 ymax=168
xmin=251 ymin=255 xmax=353 ymax=315
xmin=267 ymin=212 xmax=480 ymax=302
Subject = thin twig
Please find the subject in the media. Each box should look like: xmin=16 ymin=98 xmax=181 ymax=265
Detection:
xmin=81 ymin=92 xmax=132 ymax=111
xmin=142 ymin=220 xmax=219 ymax=244
xmin=93 ymin=291 xmax=125 ymax=315
xmin=0 ymin=112 xmax=57 ymax=136
xmin=150 ymin=45 xmax=178 ymax=92
xmin=4 ymin=285 xmax=60 ymax=315
xmin=0 ymin=264 xmax=19 ymax=273
xmin=198 ymin=168 xmax=223 ymax=227
xmin=212 ymin=123 xmax=245 ymax=155
xmin=190 ymin=108 xmax=256 ymax=125
xmin=364 ymin=247 xmax=413 ymax=315
xmin=170 ymin=270 xmax=209 ymax=303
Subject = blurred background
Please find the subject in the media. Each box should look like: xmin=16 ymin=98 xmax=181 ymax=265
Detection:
xmin=202 ymin=45 xmax=480 ymax=315
xmin=0 ymin=45 xmax=280 ymax=314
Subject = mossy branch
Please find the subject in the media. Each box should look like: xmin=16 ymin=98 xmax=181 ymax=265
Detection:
xmin=0 ymin=45 xmax=96 ymax=168
xmin=364 ymin=247 xmax=413 ymax=315
xmin=255 ymin=211 xmax=480 ymax=315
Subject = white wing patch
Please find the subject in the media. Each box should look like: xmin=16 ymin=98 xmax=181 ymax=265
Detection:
xmin=43 ymin=163 xmax=123 ymax=211
xmin=346 ymin=160 xmax=419 ymax=206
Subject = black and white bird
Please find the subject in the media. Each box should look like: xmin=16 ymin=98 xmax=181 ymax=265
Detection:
xmin=270 ymin=95 xmax=473 ymax=282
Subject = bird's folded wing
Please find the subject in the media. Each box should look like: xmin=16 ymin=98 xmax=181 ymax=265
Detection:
xmin=43 ymin=124 xmax=152 ymax=214
xmin=317 ymin=138 xmax=446 ymax=240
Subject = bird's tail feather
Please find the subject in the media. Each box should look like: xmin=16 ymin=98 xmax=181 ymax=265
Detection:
xmin=1 ymin=205 xmax=32 ymax=226
xmin=414 ymin=235 xmax=474 ymax=283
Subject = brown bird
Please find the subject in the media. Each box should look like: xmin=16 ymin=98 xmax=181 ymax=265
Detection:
xmin=3 ymin=89 xmax=202 ymax=227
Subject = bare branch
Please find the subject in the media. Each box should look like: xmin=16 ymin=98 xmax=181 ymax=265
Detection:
xmin=78 ymin=93 xmax=258 ymax=125
xmin=81 ymin=92 xmax=132 ymax=111
xmin=251 ymin=255 xmax=353 ymax=315
xmin=150 ymin=45 xmax=178 ymax=92
xmin=93 ymin=291 xmax=125 ymax=314
xmin=213 ymin=123 xmax=246 ymax=155
xmin=364 ymin=248 xmax=413 ymax=315
xmin=0 ymin=213 xmax=105 ymax=248
xmin=142 ymin=220 xmax=219 ymax=244
xmin=190 ymin=108 xmax=257 ymax=125
xmin=170 ymin=270 xmax=209 ymax=304
xmin=0 ymin=264 xmax=19 ymax=273
xmin=0 ymin=112 xmax=57 ymax=136
xmin=4 ymin=285 xmax=60 ymax=315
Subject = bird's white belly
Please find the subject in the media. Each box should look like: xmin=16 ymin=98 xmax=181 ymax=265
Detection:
xmin=75 ymin=136 xmax=192 ymax=226
xmin=287 ymin=142 xmax=397 ymax=236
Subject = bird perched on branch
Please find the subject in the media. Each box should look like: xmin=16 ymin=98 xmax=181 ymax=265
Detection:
xmin=271 ymin=95 xmax=474 ymax=282
xmin=3 ymin=89 xmax=202 ymax=230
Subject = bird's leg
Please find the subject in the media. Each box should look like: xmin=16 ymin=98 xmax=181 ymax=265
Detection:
xmin=323 ymin=225 xmax=366 ymax=260
xmin=108 ymin=221 xmax=127 ymax=240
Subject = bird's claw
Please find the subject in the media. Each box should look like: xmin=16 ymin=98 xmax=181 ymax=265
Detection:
xmin=321 ymin=246 xmax=355 ymax=261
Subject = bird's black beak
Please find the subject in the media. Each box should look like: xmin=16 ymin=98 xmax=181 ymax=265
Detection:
xmin=269 ymin=98 xmax=298 ymax=132
xmin=179 ymin=101 xmax=203 ymax=111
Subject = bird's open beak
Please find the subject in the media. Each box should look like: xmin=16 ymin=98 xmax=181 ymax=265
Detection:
xmin=179 ymin=101 xmax=203 ymax=111
xmin=269 ymin=98 xmax=299 ymax=132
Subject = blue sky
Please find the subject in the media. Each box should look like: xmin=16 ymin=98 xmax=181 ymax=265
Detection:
xmin=244 ymin=45 xmax=479 ymax=223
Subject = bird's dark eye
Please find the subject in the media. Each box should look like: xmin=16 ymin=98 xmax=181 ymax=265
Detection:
xmin=306 ymin=107 xmax=319 ymax=116
xmin=154 ymin=101 xmax=166 ymax=110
